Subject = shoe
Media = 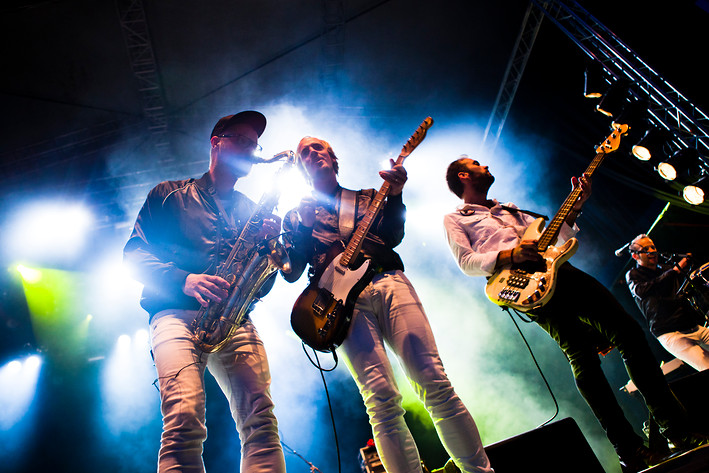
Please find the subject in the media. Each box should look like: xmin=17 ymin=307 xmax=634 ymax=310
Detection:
xmin=666 ymin=432 xmax=709 ymax=452
xmin=618 ymin=445 xmax=668 ymax=473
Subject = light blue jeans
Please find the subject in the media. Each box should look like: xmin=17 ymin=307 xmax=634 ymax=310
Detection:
xmin=340 ymin=270 xmax=493 ymax=473
xmin=149 ymin=310 xmax=285 ymax=473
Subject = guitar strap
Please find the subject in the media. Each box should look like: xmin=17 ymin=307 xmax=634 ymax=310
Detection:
xmin=501 ymin=205 xmax=549 ymax=221
xmin=338 ymin=188 xmax=357 ymax=241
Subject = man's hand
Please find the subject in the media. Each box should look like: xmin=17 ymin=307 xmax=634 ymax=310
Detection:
xmin=676 ymin=252 xmax=693 ymax=272
xmin=297 ymin=196 xmax=317 ymax=227
xmin=570 ymin=172 xmax=592 ymax=211
xmin=379 ymin=159 xmax=408 ymax=195
xmin=512 ymin=239 xmax=543 ymax=264
xmin=258 ymin=213 xmax=282 ymax=240
xmin=183 ymin=273 xmax=230 ymax=307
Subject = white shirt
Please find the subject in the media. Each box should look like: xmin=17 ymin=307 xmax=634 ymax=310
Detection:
xmin=443 ymin=199 xmax=578 ymax=277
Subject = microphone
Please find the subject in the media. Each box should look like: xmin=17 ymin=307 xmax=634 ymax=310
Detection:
xmin=615 ymin=242 xmax=631 ymax=257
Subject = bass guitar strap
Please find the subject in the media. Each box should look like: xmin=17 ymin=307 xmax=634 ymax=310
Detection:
xmin=500 ymin=205 xmax=549 ymax=221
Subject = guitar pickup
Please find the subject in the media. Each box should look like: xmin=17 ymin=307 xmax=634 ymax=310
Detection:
xmin=507 ymin=272 xmax=530 ymax=289
xmin=312 ymin=289 xmax=333 ymax=318
xmin=498 ymin=288 xmax=520 ymax=302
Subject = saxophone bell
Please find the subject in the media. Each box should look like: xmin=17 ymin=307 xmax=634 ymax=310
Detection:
xmin=262 ymin=236 xmax=292 ymax=274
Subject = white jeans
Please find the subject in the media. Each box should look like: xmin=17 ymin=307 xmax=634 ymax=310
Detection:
xmin=340 ymin=270 xmax=493 ymax=473
xmin=149 ymin=309 xmax=285 ymax=473
xmin=657 ymin=325 xmax=709 ymax=371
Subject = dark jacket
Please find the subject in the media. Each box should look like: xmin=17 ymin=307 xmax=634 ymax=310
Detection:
xmin=124 ymin=172 xmax=267 ymax=318
xmin=626 ymin=264 xmax=702 ymax=337
xmin=282 ymin=186 xmax=406 ymax=283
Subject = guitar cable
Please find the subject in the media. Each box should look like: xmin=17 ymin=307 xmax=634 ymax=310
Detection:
xmin=502 ymin=306 xmax=560 ymax=428
xmin=302 ymin=342 xmax=342 ymax=473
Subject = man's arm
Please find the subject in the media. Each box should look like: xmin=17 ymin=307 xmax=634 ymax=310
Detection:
xmin=443 ymin=214 xmax=504 ymax=276
xmin=123 ymin=183 xmax=230 ymax=307
xmin=281 ymin=202 xmax=316 ymax=283
xmin=626 ymin=266 xmax=682 ymax=300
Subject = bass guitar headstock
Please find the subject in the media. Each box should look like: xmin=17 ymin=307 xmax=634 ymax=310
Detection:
xmin=596 ymin=123 xmax=629 ymax=154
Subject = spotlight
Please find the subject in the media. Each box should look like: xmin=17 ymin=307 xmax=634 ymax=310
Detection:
xmin=682 ymin=174 xmax=709 ymax=205
xmin=596 ymin=80 xmax=631 ymax=117
xmin=612 ymin=100 xmax=649 ymax=136
xmin=658 ymin=147 xmax=701 ymax=181
xmin=583 ymin=63 xmax=604 ymax=98
xmin=631 ymin=127 xmax=671 ymax=162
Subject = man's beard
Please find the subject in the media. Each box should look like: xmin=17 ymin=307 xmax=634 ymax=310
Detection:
xmin=472 ymin=173 xmax=495 ymax=193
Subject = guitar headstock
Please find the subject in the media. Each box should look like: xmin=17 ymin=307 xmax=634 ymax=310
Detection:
xmin=596 ymin=123 xmax=629 ymax=154
xmin=399 ymin=117 xmax=434 ymax=159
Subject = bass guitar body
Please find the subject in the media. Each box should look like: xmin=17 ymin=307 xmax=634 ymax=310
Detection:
xmin=485 ymin=217 xmax=578 ymax=312
xmin=291 ymin=246 xmax=375 ymax=352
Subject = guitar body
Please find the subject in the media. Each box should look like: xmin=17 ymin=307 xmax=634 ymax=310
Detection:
xmin=485 ymin=217 xmax=579 ymax=312
xmin=291 ymin=248 xmax=375 ymax=352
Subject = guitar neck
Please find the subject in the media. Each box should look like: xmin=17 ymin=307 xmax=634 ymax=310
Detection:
xmin=536 ymin=151 xmax=605 ymax=251
xmin=339 ymin=164 xmax=400 ymax=268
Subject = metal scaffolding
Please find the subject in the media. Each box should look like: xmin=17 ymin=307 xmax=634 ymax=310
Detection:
xmin=483 ymin=0 xmax=709 ymax=169
xmin=116 ymin=0 xmax=170 ymax=156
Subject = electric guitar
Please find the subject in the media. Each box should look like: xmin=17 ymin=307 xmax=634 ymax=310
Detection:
xmin=291 ymin=117 xmax=434 ymax=352
xmin=484 ymin=123 xmax=628 ymax=312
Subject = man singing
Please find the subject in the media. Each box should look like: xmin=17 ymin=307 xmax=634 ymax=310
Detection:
xmin=626 ymin=233 xmax=709 ymax=370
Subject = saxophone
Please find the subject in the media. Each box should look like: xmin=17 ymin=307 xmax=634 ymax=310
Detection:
xmin=191 ymin=151 xmax=294 ymax=353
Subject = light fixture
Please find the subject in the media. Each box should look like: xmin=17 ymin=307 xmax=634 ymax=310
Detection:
xmin=612 ymin=100 xmax=649 ymax=150
xmin=683 ymin=174 xmax=708 ymax=205
xmin=583 ymin=63 xmax=604 ymax=98
xmin=658 ymin=147 xmax=701 ymax=181
xmin=631 ymin=127 xmax=670 ymax=162
xmin=596 ymin=80 xmax=631 ymax=117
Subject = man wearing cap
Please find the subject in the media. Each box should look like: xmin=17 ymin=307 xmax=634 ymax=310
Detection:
xmin=124 ymin=111 xmax=286 ymax=472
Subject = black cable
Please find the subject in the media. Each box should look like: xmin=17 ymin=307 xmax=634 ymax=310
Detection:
xmin=151 ymin=351 xmax=205 ymax=392
xmin=280 ymin=435 xmax=323 ymax=472
xmin=502 ymin=306 xmax=559 ymax=428
xmin=301 ymin=342 xmax=342 ymax=473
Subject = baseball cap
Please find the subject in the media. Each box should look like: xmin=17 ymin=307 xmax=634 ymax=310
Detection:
xmin=210 ymin=110 xmax=267 ymax=138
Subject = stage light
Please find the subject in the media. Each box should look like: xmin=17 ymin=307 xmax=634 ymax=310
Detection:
xmin=583 ymin=63 xmax=604 ymax=98
xmin=658 ymin=147 xmax=701 ymax=181
xmin=17 ymin=264 xmax=42 ymax=284
xmin=682 ymin=174 xmax=709 ymax=205
xmin=5 ymin=201 xmax=93 ymax=263
xmin=0 ymin=355 xmax=43 ymax=430
xmin=596 ymin=80 xmax=631 ymax=117
xmin=612 ymin=100 xmax=649 ymax=137
xmin=632 ymin=127 xmax=671 ymax=162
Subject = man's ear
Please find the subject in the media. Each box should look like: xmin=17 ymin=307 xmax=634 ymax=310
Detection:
xmin=630 ymin=251 xmax=639 ymax=262
xmin=210 ymin=136 xmax=220 ymax=148
xmin=457 ymin=171 xmax=470 ymax=182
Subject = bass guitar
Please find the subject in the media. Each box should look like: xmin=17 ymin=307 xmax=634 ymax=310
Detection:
xmin=291 ymin=117 xmax=434 ymax=352
xmin=485 ymin=123 xmax=628 ymax=312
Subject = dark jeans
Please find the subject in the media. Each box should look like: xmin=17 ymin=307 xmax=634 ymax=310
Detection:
xmin=531 ymin=263 xmax=686 ymax=454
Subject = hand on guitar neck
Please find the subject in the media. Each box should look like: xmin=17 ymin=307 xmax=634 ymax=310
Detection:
xmin=565 ymin=172 xmax=592 ymax=225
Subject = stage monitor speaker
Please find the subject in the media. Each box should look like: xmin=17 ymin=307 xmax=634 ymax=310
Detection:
xmin=484 ymin=417 xmax=606 ymax=473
